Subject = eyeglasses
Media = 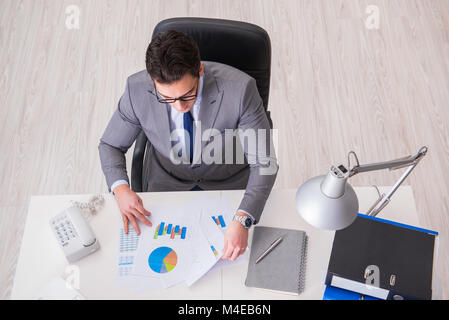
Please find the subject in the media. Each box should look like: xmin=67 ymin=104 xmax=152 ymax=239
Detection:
xmin=148 ymin=78 xmax=199 ymax=104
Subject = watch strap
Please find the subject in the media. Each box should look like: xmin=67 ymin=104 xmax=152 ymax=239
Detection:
xmin=233 ymin=214 xmax=252 ymax=229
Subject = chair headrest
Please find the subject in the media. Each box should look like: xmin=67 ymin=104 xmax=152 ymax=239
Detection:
xmin=152 ymin=17 xmax=271 ymax=110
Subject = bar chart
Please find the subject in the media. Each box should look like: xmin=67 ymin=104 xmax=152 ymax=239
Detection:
xmin=153 ymin=222 xmax=187 ymax=240
xmin=210 ymin=245 xmax=219 ymax=256
xmin=211 ymin=215 xmax=226 ymax=228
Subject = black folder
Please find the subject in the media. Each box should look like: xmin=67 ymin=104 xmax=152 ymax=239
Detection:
xmin=325 ymin=214 xmax=438 ymax=300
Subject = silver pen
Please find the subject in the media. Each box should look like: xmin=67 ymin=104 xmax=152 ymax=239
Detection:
xmin=255 ymin=236 xmax=283 ymax=264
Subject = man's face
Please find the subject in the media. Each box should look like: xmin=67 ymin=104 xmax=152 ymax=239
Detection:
xmin=153 ymin=63 xmax=204 ymax=114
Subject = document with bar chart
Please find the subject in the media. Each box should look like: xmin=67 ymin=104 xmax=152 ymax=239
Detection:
xmin=197 ymin=193 xmax=234 ymax=234
xmin=202 ymin=199 xmax=250 ymax=275
xmin=116 ymin=193 xmax=248 ymax=291
xmin=184 ymin=211 xmax=223 ymax=286
xmin=129 ymin=203 xmax=195 ymax=288
xmin=200 ymin=211 xmax=225 ymax=260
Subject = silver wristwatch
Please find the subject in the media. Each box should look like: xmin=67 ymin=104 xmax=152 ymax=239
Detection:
xmin=232 ymin=215 xmax=253 ymax=229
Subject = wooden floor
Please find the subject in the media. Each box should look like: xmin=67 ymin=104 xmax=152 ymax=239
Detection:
xmin=1 ymin=0 xmax=448 ymax=299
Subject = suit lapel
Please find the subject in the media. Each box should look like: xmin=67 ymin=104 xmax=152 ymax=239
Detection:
xmin=195 ymin=66 xmax=224 ymax=163
xmin=146 ymin=81 xmax=172 ymax=155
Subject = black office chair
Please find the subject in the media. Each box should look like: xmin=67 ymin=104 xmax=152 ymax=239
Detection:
xmin=131 ymin=17 xmax=272 ymax=192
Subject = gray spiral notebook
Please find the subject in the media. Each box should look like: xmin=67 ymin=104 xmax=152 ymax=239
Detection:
xmin=245 ymin=226 xmax=308 ymax=295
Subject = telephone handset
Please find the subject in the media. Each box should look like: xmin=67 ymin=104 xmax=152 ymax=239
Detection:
xmin=50 ymin=206 xmax=100 ymax=262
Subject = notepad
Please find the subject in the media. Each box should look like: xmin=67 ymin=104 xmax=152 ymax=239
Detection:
xmin=245 ymin=226 xmax=308 ymax=295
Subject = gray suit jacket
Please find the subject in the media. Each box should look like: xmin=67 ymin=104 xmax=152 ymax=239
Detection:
xmin=98 ymin=61 xmax=278 ymax=223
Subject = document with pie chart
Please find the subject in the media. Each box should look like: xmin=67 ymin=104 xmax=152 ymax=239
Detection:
xmin=121 ymin=194 xmax=244 ymax=291
xmin=132 ymin=226 xmax=194 ymax=288
xmin=132 ymin=209 xmax=193 ymax=288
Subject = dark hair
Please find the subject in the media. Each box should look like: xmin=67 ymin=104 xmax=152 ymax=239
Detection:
xmin=146 ymin=30 xmax=201 ymax=84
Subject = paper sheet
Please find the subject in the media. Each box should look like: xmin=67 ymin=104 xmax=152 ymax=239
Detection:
xmin=115 ymin=193 xmax=249 ymax=292
xmin=116 ymin=221 xmax=164 ymax=291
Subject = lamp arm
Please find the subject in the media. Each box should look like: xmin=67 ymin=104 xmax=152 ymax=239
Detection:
xmin=349 ymin=146 xmax=427 ymax=177
xmin=366 ymin=162 xmax=419 ymax=217
xmin=348 ymin=146 xmax=428 ymax=217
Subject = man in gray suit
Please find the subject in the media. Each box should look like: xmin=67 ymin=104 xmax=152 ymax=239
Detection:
xmin=99 ymin=30 xmax=278 ymax=261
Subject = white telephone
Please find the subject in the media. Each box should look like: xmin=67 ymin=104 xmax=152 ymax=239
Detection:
xmin=50 ymin=206 xmax=100 ymax=262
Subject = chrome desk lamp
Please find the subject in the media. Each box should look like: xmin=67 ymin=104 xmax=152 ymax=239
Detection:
xmin=295 ymin=147 xmax=428 ymax=230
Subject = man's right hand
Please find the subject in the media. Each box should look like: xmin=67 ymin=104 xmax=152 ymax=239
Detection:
xmin=113 ymin=184 xmax=152 ymax=235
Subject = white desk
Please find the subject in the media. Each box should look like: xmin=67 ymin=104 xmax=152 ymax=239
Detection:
xmin=11 ymin=186 xmax=432 ymax=299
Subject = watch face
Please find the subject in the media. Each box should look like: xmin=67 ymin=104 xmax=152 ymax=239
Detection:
xmin=244 ymin=217 xmax=252 ymax=228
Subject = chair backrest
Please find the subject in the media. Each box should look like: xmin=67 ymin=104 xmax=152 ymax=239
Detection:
xmin=152 ymin=17 xmax=272 ymax=111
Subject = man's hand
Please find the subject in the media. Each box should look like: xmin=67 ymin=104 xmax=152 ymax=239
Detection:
xmin=222 ymin=212 xmax=249 ymax=261
xmin=113 ymin=184 xmax=152 ymax=235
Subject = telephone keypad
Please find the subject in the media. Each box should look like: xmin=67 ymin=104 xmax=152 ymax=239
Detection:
xmin=51 ymin=214 xmax=77 ymax=247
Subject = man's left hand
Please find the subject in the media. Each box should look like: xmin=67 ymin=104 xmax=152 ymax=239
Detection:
xmin=222 ymin=212 xmax=249 ymax=261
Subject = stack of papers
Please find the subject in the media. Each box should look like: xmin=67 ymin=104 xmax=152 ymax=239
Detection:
xmin=116 ymin=194 xmax=249 ymax=292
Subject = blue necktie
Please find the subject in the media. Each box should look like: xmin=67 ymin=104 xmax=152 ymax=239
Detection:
xmin=183 ymin=111 xmax=194 ymax=162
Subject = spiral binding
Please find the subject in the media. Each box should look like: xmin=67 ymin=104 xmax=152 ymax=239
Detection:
xmin=298 ymin=234 xmax=308 ymax=294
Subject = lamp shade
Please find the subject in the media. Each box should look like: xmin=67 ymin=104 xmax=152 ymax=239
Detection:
xmin=295 ymin=175 xmax=359 ymax=230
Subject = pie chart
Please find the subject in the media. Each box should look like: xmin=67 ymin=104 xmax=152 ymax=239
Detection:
xmin=148 ymin=246 xmax=178 ymax=274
